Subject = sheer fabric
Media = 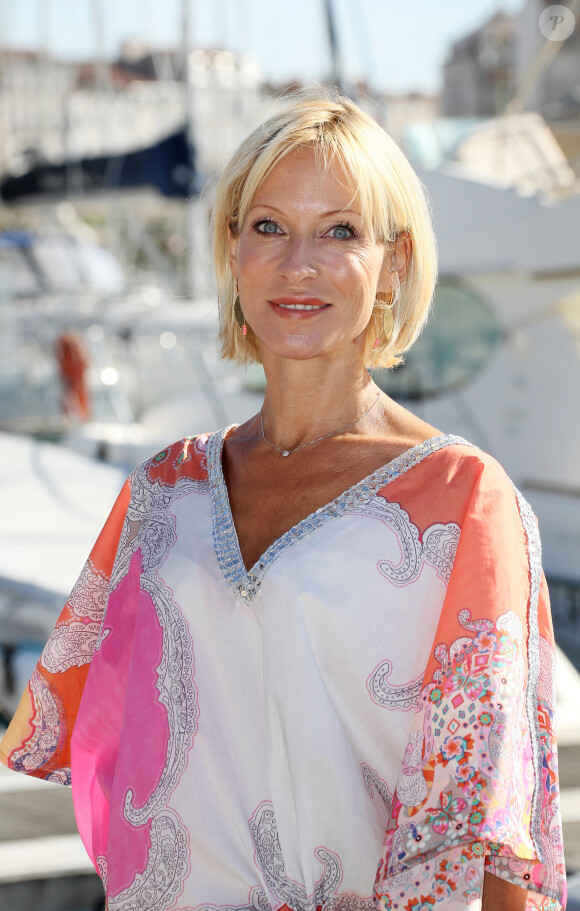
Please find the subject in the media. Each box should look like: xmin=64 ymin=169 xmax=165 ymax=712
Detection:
xmin=0 ymin=430 xmax=565 ymax=910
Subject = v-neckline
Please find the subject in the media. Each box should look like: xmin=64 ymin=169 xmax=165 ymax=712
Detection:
xmin=206 ymin=425 xmax=470 ymax=605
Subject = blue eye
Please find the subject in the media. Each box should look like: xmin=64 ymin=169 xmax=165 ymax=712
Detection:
xmin=328 ymin=224 xmax=354 ymax=239
xmin=256 ymin=220 xmax=281 ymax=235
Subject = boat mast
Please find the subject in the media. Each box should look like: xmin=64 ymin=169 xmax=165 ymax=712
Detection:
xmin=181 ymin=0 xmax=202 ymax=299
xmin=322 ymin=0 xmax=345 ymax=92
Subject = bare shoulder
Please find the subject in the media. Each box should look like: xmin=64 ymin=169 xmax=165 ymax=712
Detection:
xmin=376 ymin=395 xmax=442 ymax=457
xmin=382 ymin=397 xmax=518 ymax=499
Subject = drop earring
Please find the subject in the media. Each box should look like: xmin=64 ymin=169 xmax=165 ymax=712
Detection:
xmin=381 ymin=273 xmax=400 ymax=342
xmin=382 ymin=295 xmax=394 ymax=342
xmin=233 ymin=281 xmax=247 ymax=337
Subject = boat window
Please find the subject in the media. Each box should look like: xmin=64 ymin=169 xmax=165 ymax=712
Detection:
xmin=374 ymin=279 xmax=502 ymax=400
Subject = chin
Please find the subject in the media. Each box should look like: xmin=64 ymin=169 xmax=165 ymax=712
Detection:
xmin=257 ymin=334 xmax=321 ymax=360
xmin=256 ymin=328 xmax=367 ymax=365
xmin=262 ymin=340 xmax=337 ymax=363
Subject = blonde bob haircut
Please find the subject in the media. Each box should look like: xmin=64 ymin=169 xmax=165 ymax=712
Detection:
xmin=212 ymin=88 xmax=438 ymax=368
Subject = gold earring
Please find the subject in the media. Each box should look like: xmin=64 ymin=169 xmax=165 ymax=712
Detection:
xmin=382 ymin=301 xmax=394 ymax=342
xmin=233 ymin=281 xmax=247 ymax=337
xmin=381 ymin=275 xmax=400 ymax=342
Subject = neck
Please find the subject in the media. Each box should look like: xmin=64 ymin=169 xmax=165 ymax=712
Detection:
xmin=258 ymin=349 xmax=377 ymax=451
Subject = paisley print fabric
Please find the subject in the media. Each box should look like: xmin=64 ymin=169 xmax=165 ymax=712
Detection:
xmin=373 ymin=460 xmax=565 ymax=910
xmin=0 ymin=431 xmax=565 ymax=910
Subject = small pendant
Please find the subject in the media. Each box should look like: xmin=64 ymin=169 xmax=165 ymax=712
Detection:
xmin=282 ymin=450 xmax=290 ymax=457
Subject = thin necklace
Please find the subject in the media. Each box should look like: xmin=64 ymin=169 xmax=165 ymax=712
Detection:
xmin=260 ymin=392 xmax=380 ymax=458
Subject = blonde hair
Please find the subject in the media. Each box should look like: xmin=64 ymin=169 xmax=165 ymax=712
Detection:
xmin=212 ymin=88 xmax=438 ymax=368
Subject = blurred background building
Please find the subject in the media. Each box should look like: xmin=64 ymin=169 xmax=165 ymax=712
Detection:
xmin=1 ymin=0 xmax=580 ymax=908
xmin=442 ymin=10 xmax=518 ymax=116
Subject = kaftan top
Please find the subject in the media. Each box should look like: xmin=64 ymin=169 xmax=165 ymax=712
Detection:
xmin=0 ymin=429 xmax=566 ymax=910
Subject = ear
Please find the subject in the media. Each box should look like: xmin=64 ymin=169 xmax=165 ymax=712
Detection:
xmin=227 ymin=225 xmax=239 ymax=279
xmin=391 ymin=231 xmax=412 ymax=282
xmin=378 ymin=231 xmax=412 ymax=291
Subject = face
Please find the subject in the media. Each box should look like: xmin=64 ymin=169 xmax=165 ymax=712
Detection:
xmin=228 ymin=147 xmax=394 ymax=366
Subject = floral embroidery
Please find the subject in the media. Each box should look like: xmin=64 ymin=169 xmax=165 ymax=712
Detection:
xmin=404 ymin=825 xmax=432 ymax=855
xmin=425 ymin=792 xmax=467 ymax=837
xmin=375 ymin=606 xmax=565 ymax=909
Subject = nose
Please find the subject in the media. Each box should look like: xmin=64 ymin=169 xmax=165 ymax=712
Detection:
xmin=278 ymin=236 xmax=318 ymax=282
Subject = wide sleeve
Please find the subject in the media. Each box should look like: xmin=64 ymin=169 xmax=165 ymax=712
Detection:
xmin=373 ymin=458 xmax=566 ymax=910
xmin=0 ymin=475 xmax=132 ymax=784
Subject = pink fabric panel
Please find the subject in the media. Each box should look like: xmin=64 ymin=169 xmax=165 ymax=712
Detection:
xmin=72 ymin=548 xmax=168 ymax=895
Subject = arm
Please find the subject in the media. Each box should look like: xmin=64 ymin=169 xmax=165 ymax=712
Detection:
xmin=0 ymin=475 xmax=131 ymax=780
xmin=374 ymin=453 xmax=566 ymax=909
xmin=482 ymin=872 xmax=527 ymax=911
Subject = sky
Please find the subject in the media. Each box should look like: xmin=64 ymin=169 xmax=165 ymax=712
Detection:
xmin=0 ymin=0 xmax=525 ymax=94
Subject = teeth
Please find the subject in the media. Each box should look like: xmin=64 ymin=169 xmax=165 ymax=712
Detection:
xmin=278 ymin=303 xmax=324 ymax=310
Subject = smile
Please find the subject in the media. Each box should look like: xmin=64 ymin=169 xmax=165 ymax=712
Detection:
xmin=277 ymin=303 xmax=326 ymax=311
xmin=270 ymin=297 xmax=329 ymax=313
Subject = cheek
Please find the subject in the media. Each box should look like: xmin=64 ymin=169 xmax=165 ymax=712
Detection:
xmin=237 ymin=232 xmax=276 ymax=264
xmin=340 ymin=262 xmax=383 ymax=313
xmin=339 ymin=248 xmax=385 ymax=286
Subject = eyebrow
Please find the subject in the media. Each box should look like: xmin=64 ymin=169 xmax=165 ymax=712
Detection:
xmin=247 ymin=205 xmax=362 ymax=218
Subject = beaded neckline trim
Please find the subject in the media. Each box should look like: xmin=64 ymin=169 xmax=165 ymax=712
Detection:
xmin=512 ymin=486 xmax=544 ymax=864
xmin=206 ymin=427 xmax=471 ymax=606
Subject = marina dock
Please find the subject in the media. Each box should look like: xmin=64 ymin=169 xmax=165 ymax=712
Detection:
xmin=0 ymin=765 xmax=103 ymax=911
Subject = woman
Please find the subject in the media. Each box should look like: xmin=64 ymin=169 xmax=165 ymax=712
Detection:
xmin=0 ymin=92 xmax=565 ymax=910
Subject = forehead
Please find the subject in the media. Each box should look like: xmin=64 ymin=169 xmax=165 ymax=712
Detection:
xmin=249 ymin=146 xmax=359 ymax=212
